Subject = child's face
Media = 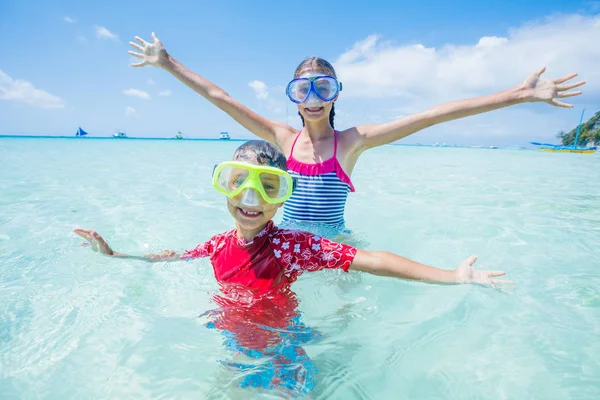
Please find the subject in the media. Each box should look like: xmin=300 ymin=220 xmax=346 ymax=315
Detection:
xmin=226 ymin=152 xmax=284 ymax=232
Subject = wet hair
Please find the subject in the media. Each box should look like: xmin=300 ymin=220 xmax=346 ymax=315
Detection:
xmin=233 ymin=140 xmax=287 ymax=171
xmin=294 ymin=57 xmax=337 ymax=129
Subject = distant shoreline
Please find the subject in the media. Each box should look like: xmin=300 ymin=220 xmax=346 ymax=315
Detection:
xmin=0 ymin=135 xmax=534 ymax=150
xmin=0 ymin=135 xmax=248 ymax=142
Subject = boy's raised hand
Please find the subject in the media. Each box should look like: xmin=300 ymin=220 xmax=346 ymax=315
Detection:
xmin=455 ymin=255 xmax=513 ymax=286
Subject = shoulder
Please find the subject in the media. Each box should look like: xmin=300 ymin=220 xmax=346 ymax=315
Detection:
xmin=210 ymin=229 xmax=235 ymax=250
xmin=337 ymin=126 xmax=368 ymax=157
xmin=271 ymin=228 xmax=316 ymax=247
xmin=270 ymin=229 xmax=338 ymax=259
xmin=273 ymin=125 xmax=300 ymax=155
xmin=270 ymin=228 xmax=357 ymax=273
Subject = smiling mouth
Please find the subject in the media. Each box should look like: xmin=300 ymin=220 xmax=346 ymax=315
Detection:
xmin=238 ymin=207 xmax=262 ymax=218
xmin=305 ymin=107 xmax=324 ymax=113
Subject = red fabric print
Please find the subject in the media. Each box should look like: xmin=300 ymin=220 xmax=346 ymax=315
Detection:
xmin=180 ymin=221 xmax=357 ymax=293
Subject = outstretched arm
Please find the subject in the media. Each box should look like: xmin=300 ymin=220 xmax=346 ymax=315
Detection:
xmin=350 ymin=250 xmax=510 ymax=286
xmin=354 ymin=67 xmax=586 ymax=150
xmin=74 ymin=229 xmax=181 ymax=263
xmin=128 ymin=33 xmax=293 ymax=145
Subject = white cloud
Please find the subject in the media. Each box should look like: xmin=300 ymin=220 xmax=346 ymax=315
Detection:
xmin=147 ymin=79 xmax=155 ymax=85
xmin=158 ymin=90 xmax=171 ymax=96
xmin=249 ymin=80 xmax=269 ymax=99
xmin=125 ymin=106 xmax=138 ymax=117
xmin=95 ymin=26 xmax=118 ymax=41
xmin=247 ymin=81 xmax=285 ymax=114
xmin=123 ymin=88 xmax=151 ymax=100
xmin=64 ymin=16 xmax=76 ymax=24
xmin=475 ymin=36 xmax=508 ymax=49
xmin=335 ymin=14 xmax=600 ymax=106
xmin=0 ymin=70 xmax=64 ymax=109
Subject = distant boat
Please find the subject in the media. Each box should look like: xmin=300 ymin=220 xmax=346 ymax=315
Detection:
xmin=220 ymin=131 xmax=230 ymax=140
xmin=75 ymin=127 xmax=89 ymax=137
xmin=113 ymin=131 xmax=127 ymax=139
xmin=175 ymin=131 xmax=184 ymax=140
xmin=530 ymin=109 xmax=597 ymax=154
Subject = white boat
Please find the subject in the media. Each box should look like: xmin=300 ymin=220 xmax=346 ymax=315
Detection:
xmin=113 ymin=131 xmax=127 ymax=139
xmin=175 ymin=131 xmax=184 ymax=140
xmin=219 ymin=131 xmax=230 ymax=140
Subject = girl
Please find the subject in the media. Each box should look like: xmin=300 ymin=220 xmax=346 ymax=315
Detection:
xmin=128 ymin=33 xmax=585 ymax=232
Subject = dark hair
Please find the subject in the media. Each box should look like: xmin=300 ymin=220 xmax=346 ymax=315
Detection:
xmin=294 ymin=57 xmax=337 ymax=129
xmin=233 ymin=140 xmax=287 ymax=170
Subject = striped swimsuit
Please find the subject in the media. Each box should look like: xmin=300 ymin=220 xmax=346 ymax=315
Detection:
xmin=282 ymin=130 xmax=355 ymax=228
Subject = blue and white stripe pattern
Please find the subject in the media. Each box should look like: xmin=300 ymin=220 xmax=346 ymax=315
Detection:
xmin=282 ymin=171 xmax=351 ymax=227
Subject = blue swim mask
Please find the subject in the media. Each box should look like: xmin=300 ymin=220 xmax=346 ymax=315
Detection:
xmin=286 ymin=75 xmax=342 ymax=104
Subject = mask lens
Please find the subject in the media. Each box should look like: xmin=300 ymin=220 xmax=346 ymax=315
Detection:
xmin=313 ymin=77 xmax=338 ymax=100
xmin=259 ymin=172 xmax=288 ymax=199
xmin=217 ymin=166 xmax=249 ymax=193
xmin=287 ymin=79 xmax=311 ymax=103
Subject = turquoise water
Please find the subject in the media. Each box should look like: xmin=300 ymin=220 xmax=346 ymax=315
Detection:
xmin=1 ymin=138 xmax=599 ymax=399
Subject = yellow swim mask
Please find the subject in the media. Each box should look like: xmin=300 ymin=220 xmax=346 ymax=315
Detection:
xmin=212 ymin=161 xmax=296 ymax=204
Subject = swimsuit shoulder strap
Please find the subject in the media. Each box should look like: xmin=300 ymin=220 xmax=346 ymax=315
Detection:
xmin=333 ymin=130 xmax=339 ymax=158
xmin=289 ymin=130 xmax=303 ymax=159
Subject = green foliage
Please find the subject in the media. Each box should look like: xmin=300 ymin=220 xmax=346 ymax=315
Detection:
xmin=557 ymin=110 xmax=600 ymax=146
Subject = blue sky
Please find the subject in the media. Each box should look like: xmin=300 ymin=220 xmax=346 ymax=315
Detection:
xmin=1 ymin=0 xmax=599 ymax=146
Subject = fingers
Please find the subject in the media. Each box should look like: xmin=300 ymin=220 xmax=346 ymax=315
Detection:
xmin=129 ymin=42 xmax=144 ymax=52
xmin=550 ymin=99 xmax=573 ymax=108
xmin=128 ymin=50 xmax=143 ymax=59
xmin=464 ymin=255 xmax=477 ymax=266
xmin=557 ymin=80 xmax=586 ymax=91
xmin=134 ymin=36 xmax=148 ymax=46
xmin=535 ymin=66 xmax=546 ymax=77
xmin=553 ymin=73 xmax=578 ymax=84
xmin=131 ymin=61 xmax=148 ymax=68
xmin=487 ymin=270 xmax=506 ymax=277
xmin=556 ymin=91 xmax=582 ymax=99
xmin=77 ymin=233 xmax=93 ymax=243
xmin=152 ymin=32 xmax=159 ymax=43
xmin=74 ymin=229 xmax=93 ymax=241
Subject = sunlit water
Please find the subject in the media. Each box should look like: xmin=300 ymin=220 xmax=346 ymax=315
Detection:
xmin=1 ymin=138 xmax=599 ymax=399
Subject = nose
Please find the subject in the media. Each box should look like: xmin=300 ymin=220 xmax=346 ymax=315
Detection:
xmin=238 ymin=188 xmax=260 ymax=206
xmin=304 ymin=90 xmax=323 ymax=106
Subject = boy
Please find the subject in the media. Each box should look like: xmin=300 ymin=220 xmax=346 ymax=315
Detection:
xmin=74 ymin=140 xmax=510 ymax=395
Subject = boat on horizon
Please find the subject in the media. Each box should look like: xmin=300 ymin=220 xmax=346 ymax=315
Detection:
xmin=530 ymin=109 xmax=597 ymax=154
xmin=219 ymin=131 xmax=230 ymax=140
xmin=175 ymin=131 xmax=184 ymax=140
xmin=113 ymin=131 xmax=128 ymax=139
xmin=75 ymin=127 xmax=89 ymax=137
